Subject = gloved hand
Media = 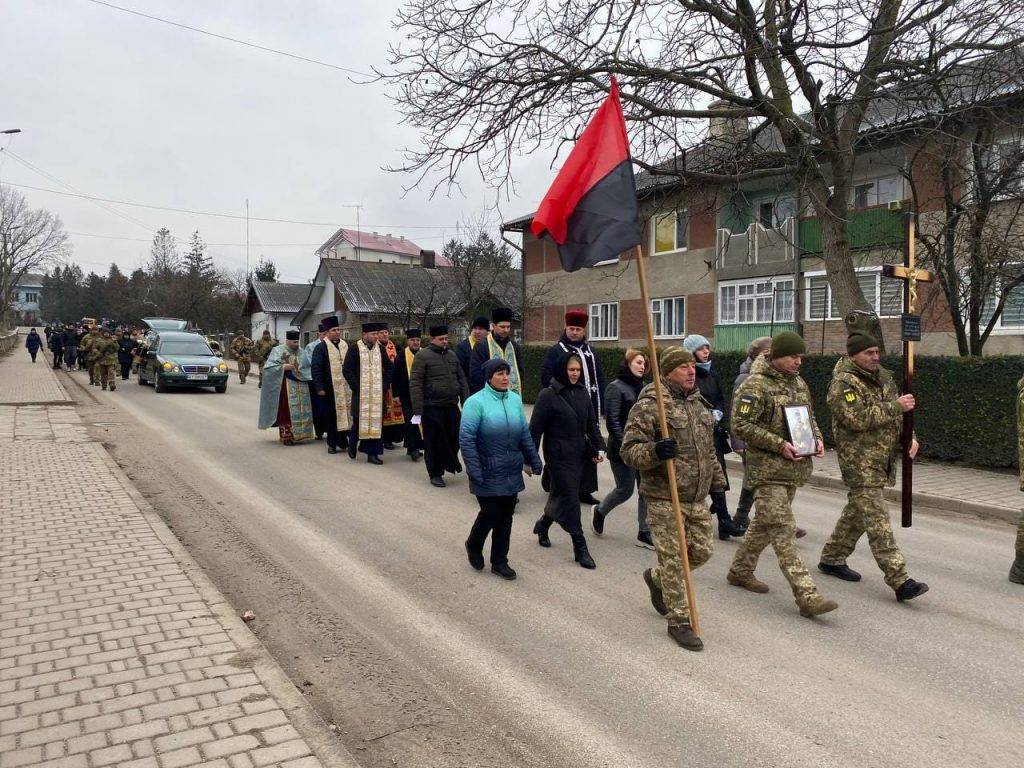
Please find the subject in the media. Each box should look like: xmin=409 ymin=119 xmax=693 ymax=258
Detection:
xmin=655 ymin=438 xmax=678 ymax=460
xmin=712 ymin=409 xmax=724 ymax=422
xmin=411 ymin=415 xmax=421 ymax=425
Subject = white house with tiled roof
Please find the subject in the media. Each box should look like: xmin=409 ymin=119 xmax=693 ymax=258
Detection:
xmin=316 ymin=227 xmax=451 ymax=265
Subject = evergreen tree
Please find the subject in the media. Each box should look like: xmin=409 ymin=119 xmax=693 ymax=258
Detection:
xmin=253 ymin=257 xmax=278 ymax=282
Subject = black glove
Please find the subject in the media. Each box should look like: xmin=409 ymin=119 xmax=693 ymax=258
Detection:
xmin=654 ymin=438 xmax=678 ymax=460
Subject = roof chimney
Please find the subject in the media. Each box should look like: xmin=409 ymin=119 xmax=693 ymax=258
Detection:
xmin=707 ymin=99 xmax=748 ymax=141
xmin=420 ymin=250 xmax=436 ymax=269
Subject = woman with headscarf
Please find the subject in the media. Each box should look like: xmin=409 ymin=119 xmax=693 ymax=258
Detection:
xmin=683 ymin=334 xmax=745 ymax=540
xmin=591 ymin=348 xmax=652 ymax=548
xmin=529 ymin=353 xmax=605 ymax=569
xmin=460 ymin=358 xmax=543 ymax=580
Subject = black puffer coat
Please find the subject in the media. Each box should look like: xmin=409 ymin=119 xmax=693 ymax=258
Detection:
xmin=603 ymin=365 xmax=643 ymax=463
xmin=529 ymin=353 xmax=605 ymax=524
xmin=695 ymin=362 xmax=732 ymax=458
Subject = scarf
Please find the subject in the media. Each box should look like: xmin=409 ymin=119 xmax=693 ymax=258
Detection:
xmin=559 ymin=338 xmax=601 ymax=413
xmin=325 ymin=339 xmax=352 ymax=431
xmin=356 ymin=340 xmax=383 ymax=439
xmin=486 ymin=334 xmax=520 ymax=394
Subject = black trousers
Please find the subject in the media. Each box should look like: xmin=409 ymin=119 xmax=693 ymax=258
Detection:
xmin=467 ymin=495 xmax=517 ymax=565
xmin=120 ymin=361 xmax=132 ymax=379
xmin=29 ymin=349 xmax=38 ymax=362
xmin=422 ymin=404 xmax=462 ymax=478
xmin=324 ymin=427 xmax=349 ymax=451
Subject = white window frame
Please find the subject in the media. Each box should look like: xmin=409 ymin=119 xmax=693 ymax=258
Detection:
xmin=717 ymin=277 xmax=795 ymax=325
xmin=803 ymin=268 xmax=903 ymax=321
xmin=650 ymin=209 xmax=689 ymax=254
xmin=23 ymin=291 xmax=39 ymax=303
xmin=979 ymin=263 xmax=1024 ymax=334
xmin=651 ymin=296 xmax=686 ymax=338
xmin=981 ymin=136 xmax=1024 ymax=201
xmin=750 ymin=194 xmax=798 ymax=230
xmin=589 ymin=302 xmax=619 ymax=340
xmin=848 ymin=174 xmax=903 ymax=210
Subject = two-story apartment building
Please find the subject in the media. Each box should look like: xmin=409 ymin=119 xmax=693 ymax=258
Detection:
xmin=11 ymin=272 xmax=44 ymax=324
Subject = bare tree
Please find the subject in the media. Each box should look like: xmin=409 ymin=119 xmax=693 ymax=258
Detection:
xmin=385 ymin=0 xmax=1024 ymax=318
xmin=0 ymin=185 xmax=69 ymax=329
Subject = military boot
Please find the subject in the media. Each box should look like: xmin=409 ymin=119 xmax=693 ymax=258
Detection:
xmin=733 ymin=487 xmax=754 ymax=530
xmin=895 ymin=578 xmax=929 ymax=602
xmin=727 ymin=572 xmax=769 ymax=593
xmin=643 ymin=568 xmax=668 ymax=615
xmin=797 ymin=593 xmax=839 ymax=618
xmin=667 ymin=623 xmax=703 ymax=652
xmin=1010 ymin=554 xmax=1024 ymax=585
xmin=818 ymin=562 xmax=862 ymax=582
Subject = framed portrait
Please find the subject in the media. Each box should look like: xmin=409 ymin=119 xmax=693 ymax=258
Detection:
xmin=782 ymin=405 xmax=816 ymax=457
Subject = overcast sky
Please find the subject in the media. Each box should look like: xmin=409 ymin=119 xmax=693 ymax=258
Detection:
xmin=0 ymin=0 xmax=551 ymax=282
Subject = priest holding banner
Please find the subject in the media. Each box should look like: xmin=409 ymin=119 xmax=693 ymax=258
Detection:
xmin=310 ymin=316 xmax=351 ymax=454
xmin=258 ymin=331 xmax=316 ymax=446
xmin=343 ymin=322 xmax=394 ymax=464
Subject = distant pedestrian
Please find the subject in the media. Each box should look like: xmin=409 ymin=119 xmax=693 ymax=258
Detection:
xmin=47 ymin=327 xmax=64 ymax=369
xmin=25 ymin=328 xmax=42 ymax=363
xmin=117 ymin=331 xmax=135 ymax=380
xmin=254 ymin=330 xmax=277 ymax=388
xmin=310 ymin=316 xmax=352 ymax=455
xmin=460 ymin=358 xmax=543 ymax=580
xmin=94 ymin=328 xmax=120 ymax=391
xmin=389 ymin=328 xmax=424 ymax=461
xmin=230 ymin=332 xmax=255 ymax=384
xmin=684 ymin=334 xmax=745 ymax=541
xmin=455 ymin=316 xmax=489 ymax=379
xmin=592 ymin=349 xmax=652 ymax=548
xmin=529 ymin=353 xmax=605 ymax=569
xmin=62 ymin=326 xmax=79 ymax=369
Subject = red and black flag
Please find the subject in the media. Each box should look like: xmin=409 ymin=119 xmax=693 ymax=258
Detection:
xmin=531 ymin=78 xmax=642 ymax=273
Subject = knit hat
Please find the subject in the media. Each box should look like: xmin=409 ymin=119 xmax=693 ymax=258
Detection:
xmin=770 ymin=331 xmax=806 ymax=359
xmin=564 ymin=308 xmax=589 ymax=328
xmin=471 ymin=316 xmax=489 ymax=330
xmin=483 ymin=358 xmax=511 ymax=382
xmin=659 ymin=346 xmax=694 ymax=375
xmin=847 ymin=332 xmax=879 ymax=357
xmin=682 ymin=334 xmax=710 ymax=354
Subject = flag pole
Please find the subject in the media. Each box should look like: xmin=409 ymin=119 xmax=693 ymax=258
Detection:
xmin=632 ymin=244 xmax=701 ymax=636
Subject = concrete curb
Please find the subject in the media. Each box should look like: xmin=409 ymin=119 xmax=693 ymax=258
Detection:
xmin=724 ymin=455 xmax=1021 ymax=525
xmin=90 ymin=416 xmax=362 ymax=767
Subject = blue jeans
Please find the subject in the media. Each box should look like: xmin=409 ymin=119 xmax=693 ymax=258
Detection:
xmin=596 ymin=457 xmax=649 ymax=533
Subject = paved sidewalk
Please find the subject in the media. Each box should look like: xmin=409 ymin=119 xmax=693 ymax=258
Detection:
xmin=0 ymin=337 xmax=355 ymax=768
xmin=0 ymin=333 xmax=71 ymax=405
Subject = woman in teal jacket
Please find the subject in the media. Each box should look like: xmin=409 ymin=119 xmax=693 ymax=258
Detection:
xmin=459 ymin=358 xmax=543 ymax=580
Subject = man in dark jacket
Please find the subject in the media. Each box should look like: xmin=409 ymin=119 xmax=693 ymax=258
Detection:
xmin=117 ymin=331 xmax=135 ymax=379
xmin=391 ymin=328 xmax=424 ymax=462
xmin=26 ymin=328 xmax=43 ymax=363
xmin=469 ymin=307 xmax=523 ymax=394
xmin=343 ymin=322 xmax=393 ymax=464
xmin=455 ymin=316 xmax=489 ymax=379
xmin=410 ymin=325 xmax=469 ymax=486
xmin=62 ymin=326 xmax=79 ymax=370
xmin=684 ymin=334 xmax=744 ymax=540
xmin=540 ymin=309 xmax=606 ymax=505
xmin=47 ymin=327 xmax=64 ymax=369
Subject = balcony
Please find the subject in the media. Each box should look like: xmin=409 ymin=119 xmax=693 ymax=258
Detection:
xmin=716 ymin=218 xmax=797 ymax=269
xmin=799 ymin=205 xmax=904 ymax=254
xmin=713 ymin=322 xmax=798 ymax=352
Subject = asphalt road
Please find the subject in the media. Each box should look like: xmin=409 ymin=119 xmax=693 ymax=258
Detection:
xmin=63 ymin=367 xmax=1023 ymax=768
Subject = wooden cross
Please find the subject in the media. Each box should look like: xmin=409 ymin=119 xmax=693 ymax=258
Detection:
xmin=881 ymin=215 xmax=933 ymax=528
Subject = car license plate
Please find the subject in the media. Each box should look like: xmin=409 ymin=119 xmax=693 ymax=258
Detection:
xmin=186 ymin=374 xmax=208 ymax=381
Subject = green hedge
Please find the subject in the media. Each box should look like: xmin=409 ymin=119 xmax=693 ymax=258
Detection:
xmin=518 ymin=344 xmax=1023 ymax=469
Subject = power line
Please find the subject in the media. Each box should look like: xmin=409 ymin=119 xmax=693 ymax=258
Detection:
xmin=81 ymin=0 xmax=373 ymax=78
xmin=3 ymin=178 xmax=470 ymax=231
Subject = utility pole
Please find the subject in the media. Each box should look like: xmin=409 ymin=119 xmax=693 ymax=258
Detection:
xmin=245 ymin=199 xmax=250 ymax=277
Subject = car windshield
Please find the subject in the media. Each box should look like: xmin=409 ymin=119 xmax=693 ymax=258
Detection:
xmin=160 ymin=340 xmax=213 ymax=356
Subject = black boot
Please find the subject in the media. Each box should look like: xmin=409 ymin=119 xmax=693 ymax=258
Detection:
xmin=818 ymin=562 xmax=862 ymax=582
xmin=1011 ymin=553 xmax=1024 ymax=585
xmin=712 ymin=491 xmax=743 ymax=540
xmin=572 ymin=535 xmax=596 ymax=569
xmin=733 ymin=487 xmax=754 ymax=529
xmin=533 ymin=517 xmax=552 ymax=548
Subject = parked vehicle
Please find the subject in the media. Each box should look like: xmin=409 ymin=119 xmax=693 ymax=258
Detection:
xmin=138 ymin=331 xmax=229 ymax=393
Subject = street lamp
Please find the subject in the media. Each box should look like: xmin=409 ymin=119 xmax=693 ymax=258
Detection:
xmin=1 ymin=129 xmax=21 ymax=135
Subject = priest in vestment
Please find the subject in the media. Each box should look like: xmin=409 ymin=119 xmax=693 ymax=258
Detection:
xmin=302 ymin=322 xmax=327 ymax=440
xmin=342 ymin=322 xmax=394 ymax=464
xmin=258 ymin=331 xmax=315 ymax=445
xmin=310 ymin=316 xmax=351 ymax=454
xmin=390 ymin=328 xmax=424 ymax=462
xmin=378 ymin=324 xmax=406 ymax=450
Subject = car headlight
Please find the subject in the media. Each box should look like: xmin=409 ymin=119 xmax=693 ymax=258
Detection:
xmin=217 ymin=362 xmax=228 ymax=372
xmin=162 ymin=361 xmax=174 ymax=371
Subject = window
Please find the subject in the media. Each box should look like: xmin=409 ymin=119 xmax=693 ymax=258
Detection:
xmin=652 ymin=210 xmax=688 ymax=253
xmin=651 ymin=297 xmax=685 ymax=338
xmin=589 ymin=302 xmax=619 ymax=340
xmin=758 ymin=202 xmax=774 ymax=229
xmin=980 ymin=265 xmax=1024 ymax=330
xmin=752 ymin=195 xmax=798 ymax=229
xmin=718 ymin=279 xmax=794 ymax=325
xmin=805 ymin=269 xmax=903 ymax=320
xmin=982 ymin=138 xmax=1024 ymax=199
xmin=22 ymin=292 xmax=38 ymax=303
xmin=849 ymin=175 xmax=902 ymax=209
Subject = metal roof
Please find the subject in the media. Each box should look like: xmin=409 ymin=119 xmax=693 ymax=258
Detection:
xmin=249 ymin=281 xmax=310 ymax=314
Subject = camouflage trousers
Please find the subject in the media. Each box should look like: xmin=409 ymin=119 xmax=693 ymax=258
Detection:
xmin=646 ymin=499 xmax=713 ymax=626
xmin=97 ymin=363 xmax=118 ymax=388
xmin=728 ymin=485 xmax=819 ymax=602
xmin=237 ymin=359 xmax=251 ymax=383
xmin=821 ymin=487 xmax=908 ymax=589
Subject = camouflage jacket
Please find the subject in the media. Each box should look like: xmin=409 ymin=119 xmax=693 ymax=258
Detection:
xmin=94 ymin=337 xmax=119 ymax=366
xmin=731 ymin=355 xmax=822 ymax=488
xmin=254 ymin=337 xmax=277 ymax=363
xmin=1017 ymin=376 xmax=1024 ymax=492
xmin=620 ymin=377 xmax=726 ymax=502
xmin=80 ymin=333 xmax=101 ymax=360
xmin=828 ymin=356 xmax=902 ymax=488
xmin=230 ymin=336 xmax=254 ymax=361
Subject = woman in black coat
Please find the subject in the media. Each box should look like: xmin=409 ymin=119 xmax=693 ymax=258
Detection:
xmin=529 ymin=353 xmax=605 ymax=569
xmin=117 ymin=332 xmax=135 ymax=380
xmin=25 ymin=328 xmax=42 ymax=363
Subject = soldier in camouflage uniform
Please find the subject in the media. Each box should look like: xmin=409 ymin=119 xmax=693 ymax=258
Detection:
xmin=817 ymin=332 xmax=929 ymax=601
xmin=230 ymin=333 xmax=255 ymax=384
xmin=1013 ymin=376 xmax=1024 ymax=584
xmin=94 ymin=328 xmax=120 ymax=391
xmin=726 ymin=331 xmax=838 ymax=618
xmin=79 ymin=326 xmax=101 ymax=386
xmin=254 ymin=330 xmax=277 ymax=388
xmin=621 ymin=346 xmax=725 ymax=651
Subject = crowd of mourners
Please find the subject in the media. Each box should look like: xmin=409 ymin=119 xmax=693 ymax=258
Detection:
xmin=29 ymin=323 xmax=146 ymax=390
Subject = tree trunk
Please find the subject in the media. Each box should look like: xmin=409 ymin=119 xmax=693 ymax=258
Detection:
xmin=818 ymin=213 xmax=873 ymax=318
